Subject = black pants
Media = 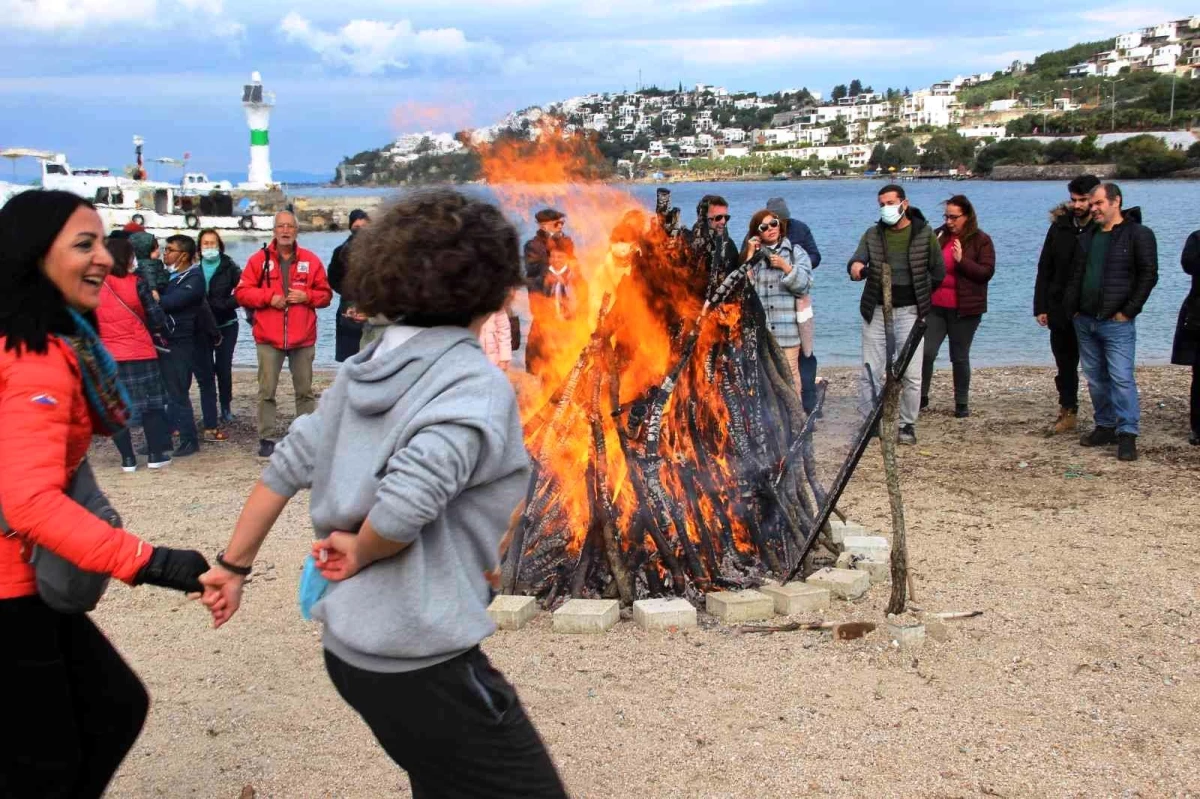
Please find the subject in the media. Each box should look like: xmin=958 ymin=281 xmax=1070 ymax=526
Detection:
xmin=1049 ymin=316 xmax=1080 ymax=411
xmin=335 ymin=318 xmax=363 ymax=363
xmin=921 ymin=306 xmax=982 ymax=406
xmin=194 ymin=322 xmax=238 ymax=428
xmin=324 ymin=647 xmax=567 ymax=799
xmin=1191 ymin=359 xmax=1200 ymax=434
xmin=161 ymin=337 xmax=198 ymax=447
xmin=0 ymin=596 xmax=148 ymax=799
xmin=113 ymin=408 xmax=173 ymax=459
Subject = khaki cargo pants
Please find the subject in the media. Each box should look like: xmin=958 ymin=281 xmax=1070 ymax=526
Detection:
xmin=255 ymin=343 xmax=316 ymax=440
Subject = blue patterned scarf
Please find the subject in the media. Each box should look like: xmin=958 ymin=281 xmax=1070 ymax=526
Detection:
xmin=60 ymin=308 xmax=130 ymax=436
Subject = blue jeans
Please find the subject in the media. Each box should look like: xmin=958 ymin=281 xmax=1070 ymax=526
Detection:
xmin=1074 ymin=314 xmax=1139 ymax=435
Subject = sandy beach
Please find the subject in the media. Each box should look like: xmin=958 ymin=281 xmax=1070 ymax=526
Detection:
xmin=88 ymin=364 xmax=1199 ymax=798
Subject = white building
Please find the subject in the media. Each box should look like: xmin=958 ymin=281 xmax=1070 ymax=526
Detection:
xmin=1067 ymin=62 xmax=1098 ymax=77
xmin=696 ymin=133 xmax=715 ymax=151
xmin=389 ymin=131 xmax=463 ymax=158
xmin=769 ymin=144 xmax=872 ymax=168
xmin=719 ymin=145 xmax=750 ymax=159
xmin=585 ymin=114 xmax=609 ymax=132
xmin=1148 ymin=21 xmax=1178 ymax=40
xmin=1101 ymin=59 xmax=1131 ymax=76
xmin=647 ymin=140 xmax=666 ymax=158
xmin=721 ymin=128 xmax=747 ymax=143
xmin=904 ymin=92 xmax=958 ymax=127
xmin=957 ymin=125 xmax=1007 ymax=139
xmin=1116 ymin=31 xmax=1143 ymax=49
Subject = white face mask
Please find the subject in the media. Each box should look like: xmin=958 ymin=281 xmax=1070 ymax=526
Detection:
xmin=879 ymin=203 xmax=905 ymax=226
xmin=201 ymin=248 xmax=221 ymax=262
xmin=610 ymin=242 xmax=634 ymax=259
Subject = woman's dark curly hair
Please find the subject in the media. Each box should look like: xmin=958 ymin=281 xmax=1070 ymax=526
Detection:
xmin=0 ymin=190 xmax=97 ymax=354
xmin=345 ymin=189 xmax=523 ymax=327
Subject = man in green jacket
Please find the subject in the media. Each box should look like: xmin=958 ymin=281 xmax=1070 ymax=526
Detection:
xmin=848 ymin=184 xmax=946 ymax=445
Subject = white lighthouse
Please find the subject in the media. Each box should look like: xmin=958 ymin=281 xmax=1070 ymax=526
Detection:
xmin=241 ymin=71 xmax=275 ymax=189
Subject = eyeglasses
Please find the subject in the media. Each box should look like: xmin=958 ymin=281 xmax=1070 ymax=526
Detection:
xmin=943 ymin=213 xmax=963 ymax=221
xmin=708 ymin=214 xmax=731 ymax=222
xmin=275 ymin=224 xmax=297 ymax=231
xmin=758 ymin=219 xmax=780 ymax=232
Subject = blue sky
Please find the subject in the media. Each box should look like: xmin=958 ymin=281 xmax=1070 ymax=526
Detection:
xmin=0 ymin=0 xmax=1194 ymax=181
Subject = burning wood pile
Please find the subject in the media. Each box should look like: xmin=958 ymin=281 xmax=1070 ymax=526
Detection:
xmin=500 ymin=185 xmax=838 ymax=605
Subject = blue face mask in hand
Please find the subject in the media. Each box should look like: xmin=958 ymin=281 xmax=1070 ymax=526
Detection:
xmin=298 ymin=553 xmax=330 ymax=620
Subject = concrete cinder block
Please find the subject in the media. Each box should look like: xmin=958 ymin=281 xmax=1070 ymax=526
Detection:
xmin=827 ymin=519 xmax=867 ymax=545
xmin=836 ymin=552 xmax=890 ymax=585
xmin=487 ymin=595 xmax=539 ymax=631
xmin=705 ymin=590 xmax=776 ymax=622
xmin=632 ymin=598 xmax=697 ymax=631
xmin=843 ymin=535 xmax=891 ymax=559
xmin=805 ymin=567 xmax=870 ymax=601
xmin=760 ymin=582 xmax=831 ymax=615
xmin=553 ymin=599 xmax=620 ymax=634
xmin=886 ymin=617 xmax=926 ymax=648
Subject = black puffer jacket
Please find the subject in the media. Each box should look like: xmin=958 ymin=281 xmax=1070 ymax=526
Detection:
xmin=328 ymin=232 xmax=363 ymax=329
xmin=1034 ymin=203 xmax=1093 ymax=322
xmin=1171 ymin=230 xmax=1200 ymax=366
xmin=206 ymin=254 xmax=242 ymax=327
xmin=1064 ymin=206 xmax=1158 ymax=320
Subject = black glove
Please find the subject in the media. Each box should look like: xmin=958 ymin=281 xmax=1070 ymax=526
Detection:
xmin=135 ymin=547 xmax=210 ymax=593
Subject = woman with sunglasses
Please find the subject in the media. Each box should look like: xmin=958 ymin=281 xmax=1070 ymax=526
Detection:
xmin=741 ymin=209 xmax=813 ymax=397
xmin=921 ymin=194 xmax=996 ymax=417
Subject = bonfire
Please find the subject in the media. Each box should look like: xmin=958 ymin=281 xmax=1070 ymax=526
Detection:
xmin=480 ymin=126 xmax=908 ymax=606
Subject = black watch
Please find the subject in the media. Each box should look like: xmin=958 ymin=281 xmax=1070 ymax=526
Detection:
xmin=216 ymin=551 xmax=253 ymax=576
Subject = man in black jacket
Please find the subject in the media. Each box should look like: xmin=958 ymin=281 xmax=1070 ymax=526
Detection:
xmin=1034 ymin=174 xmax=1099 ymax=435
xmin=1064 ymin=183 xmax=1158 ymax=462
xmin=328 ymin=209 xmax=370 ymax=362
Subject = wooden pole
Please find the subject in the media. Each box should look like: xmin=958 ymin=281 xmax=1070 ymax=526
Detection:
xmin=878 ymin=261 xmax=911 ymax=615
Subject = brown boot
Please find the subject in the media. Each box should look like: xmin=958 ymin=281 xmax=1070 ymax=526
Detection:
xmin=1050 ymin=407 xmax=1078 ymax=435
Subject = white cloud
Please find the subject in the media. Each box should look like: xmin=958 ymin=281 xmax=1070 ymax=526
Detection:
xmin=279 ymin=13 xmax=500 ymax=75
xmin=1 ymin=0 xmax=157 ymax=29
xmin=0 ymin=0 xmax=242 ymax=34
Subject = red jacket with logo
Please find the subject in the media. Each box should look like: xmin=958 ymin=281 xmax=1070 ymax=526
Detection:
xmin=96 ymin=274 xmax=158 ymax=362
xmin=0 ymin=337 xmax=153 ymax=599
xmin=235 ymin=241 xmax=332 ymax=350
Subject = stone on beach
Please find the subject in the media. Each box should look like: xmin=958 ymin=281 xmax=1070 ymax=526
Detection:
xmin=705 ymin=590 xmax=775 ymax=622
xmin=805 ymin=567 xmax=870 ymax=600
xmin=553 ymin=599 xmax=620 ymax=634
xmin=632 ymin=598 xmax=698 ymax=631
xmin=759 ymin=582 xmax=831 ymax=615
xmin=487 ymin=595 xmax=539 ymax=630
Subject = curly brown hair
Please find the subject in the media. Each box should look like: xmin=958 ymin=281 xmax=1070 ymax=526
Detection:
xmin=345 ymin=189 xmax=523 ymax=327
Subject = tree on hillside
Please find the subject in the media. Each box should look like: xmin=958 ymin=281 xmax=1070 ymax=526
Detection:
xmin=973 ymin=138 xmax=1045 ymax=173
xmin=849 ymin=79 xmax=863 ymax=97
xmin=1032 ymin=38 xmax=1116 ymax=76
xmin=1104 ymin=134 xmax=1188 ymax=177
xmin=831 ymin=84 xmax=848 ymax=102
xmin=828 ymin=118 xmax=849 ymax=144
xmin=882 ymin=137 xmax=918 ymax=170
xmin=918 ymin=131 xmax=975 ymax=170
xmin=868 ymin=143 xmax=888 ymax=169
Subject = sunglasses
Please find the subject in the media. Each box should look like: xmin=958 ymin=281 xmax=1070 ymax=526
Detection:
xmin=708 ymin=214 xmax=731 ymax=222
xmin=758 ymin=219 xmax=780 ymax=232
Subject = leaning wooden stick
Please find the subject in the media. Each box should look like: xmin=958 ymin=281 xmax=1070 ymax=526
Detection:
xmin=878 ymin=260 xmax=911 ymax=616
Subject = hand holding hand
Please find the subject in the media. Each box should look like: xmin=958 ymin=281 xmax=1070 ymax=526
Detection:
xmin=199 ymin=566 xmax=246 ymax=628
xmin=286 ymin=289 xmax=309 ymax=305
xmin=136 ymin=547 xmax=210 ymax=593
xmin=269 ymin=295 xmax=287 ymax=310
xmin=850 ymin=262 xmax=867 ymax=281
xmin=313 ymin=533 xmax=363 ymax=582
xmin=1036 ymin=313 xmax=1049 ymax=328
xmin=952 ymin=240 xmax=963 ymax=264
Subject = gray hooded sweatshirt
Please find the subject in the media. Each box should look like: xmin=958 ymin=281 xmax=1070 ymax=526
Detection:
xmin=262 ymin=326 xmax=530 ymax=673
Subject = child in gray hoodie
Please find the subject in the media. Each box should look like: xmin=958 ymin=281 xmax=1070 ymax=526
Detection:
xmin=201 ymin=189 xmax=567 ymax=799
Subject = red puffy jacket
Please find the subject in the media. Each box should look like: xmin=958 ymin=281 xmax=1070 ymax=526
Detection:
xmin=235 ymin=241 xmax=332 ymax=350
xmin=96 ymin=274 xmax=158 ymax=362
xmin=0 ymin=337 xmax=153 ymax=599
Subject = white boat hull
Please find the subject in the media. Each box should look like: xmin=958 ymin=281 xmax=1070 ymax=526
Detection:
xmin=100 ymin=207 xmax=275 ymax=237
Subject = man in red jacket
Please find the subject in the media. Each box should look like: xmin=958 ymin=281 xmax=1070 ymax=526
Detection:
xmin=235 ymin=211 xmax=332 ymax=457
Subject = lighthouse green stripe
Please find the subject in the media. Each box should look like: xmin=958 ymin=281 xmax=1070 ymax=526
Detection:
xmin=250 ymin=130 xmax=269 ymax=146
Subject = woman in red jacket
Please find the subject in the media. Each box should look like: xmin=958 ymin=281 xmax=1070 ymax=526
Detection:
xmin=98 ymin=236 xmax=173 ymax=471
xmin=0 ymin=190 xmax=209 ymax=799
xmin=920 ymin=194 xmax=997 ymax=418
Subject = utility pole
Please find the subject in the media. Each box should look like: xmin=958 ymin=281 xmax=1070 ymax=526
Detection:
xmin=1169 ymin=70 xmax=1177 ymax=123
xmin=1103 ymin=78 xmax=1124 ymax=132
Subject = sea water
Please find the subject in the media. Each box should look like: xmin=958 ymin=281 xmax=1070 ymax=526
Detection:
xmin=220 ymin=179 xmax=1198 ymax=369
